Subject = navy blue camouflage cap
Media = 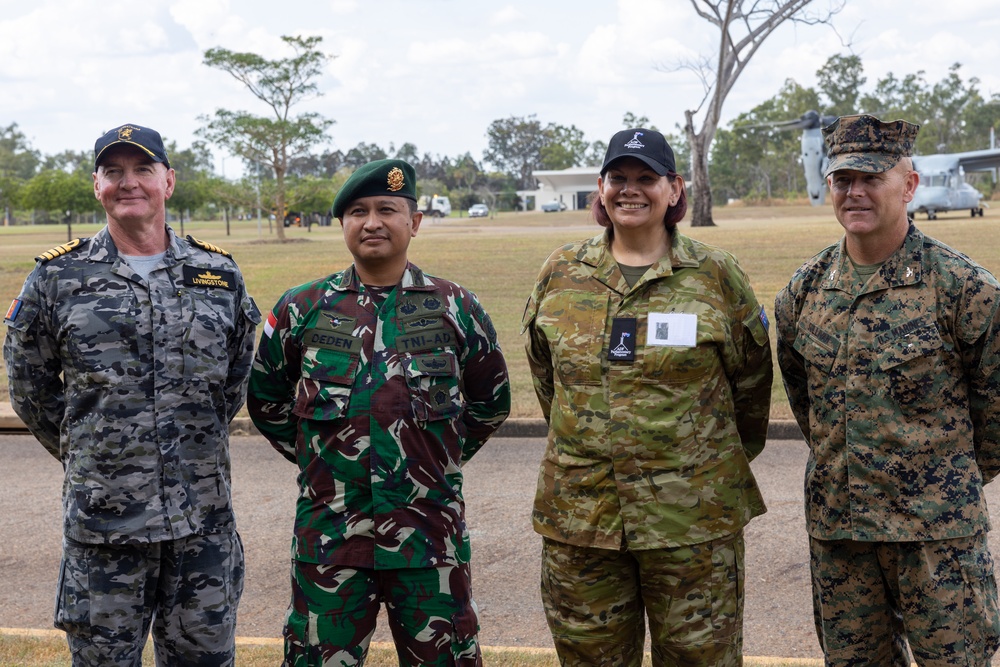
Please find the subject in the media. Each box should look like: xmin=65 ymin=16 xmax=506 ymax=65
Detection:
xmin=332 ymin=158 xmax=418 ymax=219
xmin=94 ymin=123 xmax=170 ymax=170
xmin=823 ymin=114 xmax=919 ymax=177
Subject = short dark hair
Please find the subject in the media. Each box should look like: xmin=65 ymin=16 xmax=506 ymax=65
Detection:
xmin=590 ymin=172 xmax=687 ymax=231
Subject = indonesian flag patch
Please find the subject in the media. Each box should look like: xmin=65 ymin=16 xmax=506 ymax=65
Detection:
xmin=263 ymin=310 xmax=278 ymax=338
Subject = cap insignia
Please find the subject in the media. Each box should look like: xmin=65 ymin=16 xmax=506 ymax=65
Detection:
xmin=118 ymin=126 xmax=135 ymax=141
xmin=387 ymin=167 xmax=405 ymax=192
xmin=624 ymin=132 xmax=645 ymax=149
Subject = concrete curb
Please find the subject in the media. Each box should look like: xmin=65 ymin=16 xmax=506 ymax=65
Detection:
xmin=3 ymin=408 xmax=803 ymax=442
xmin=232 ymin=416 xmax=805 ymax=442
xmin=0 ymin=628 xmax=823 ymax=664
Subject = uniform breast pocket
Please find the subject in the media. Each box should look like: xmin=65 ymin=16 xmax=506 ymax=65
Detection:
xmin=292 ymin=347 xmax=358 ymax=421
xmin=403 ymin=350 xmax=463 ymax=422
xmin=535 ymin=291 xmax=606 ymax=386
xmin=183 ymin=290 xmax=235 ymax=380
xmin=792 ymin=326 xmax=840 ymax=376
xmin=65 ymin=294 xmax=140 ymax=383
xmin=878 ymin=324 xmax=944 ymax=415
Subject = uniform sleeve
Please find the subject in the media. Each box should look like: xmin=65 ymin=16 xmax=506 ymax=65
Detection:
xmin=247 ymin=299 xmax=299 ymax=462
xmin=224 ymin=275 xmax=261 ymax=423
xmin=457 ymin=296 xmax=511 ymax=462
xmin=723 ymin=264 xmax=772 ymax=462
xmin=3 ymin=276 xmax=65 ymax=459
xmin=774 ymin=284 xmax=811 ymax=444
xmin=956 ymin=271 xmax=1000 ymax=484
xmin=521 ymin=265 xmax=555 ymax=423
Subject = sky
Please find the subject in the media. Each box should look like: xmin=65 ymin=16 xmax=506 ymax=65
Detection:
xmin=2 ymin=0 xmax=999 ymax=177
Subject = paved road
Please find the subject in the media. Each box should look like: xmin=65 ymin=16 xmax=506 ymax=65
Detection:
xmin=4 ymin=434 xmax=1000 ymax=661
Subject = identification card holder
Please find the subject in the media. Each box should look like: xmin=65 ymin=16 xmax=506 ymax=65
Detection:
xmin=608 ymin=317 xmax=636 ymax=362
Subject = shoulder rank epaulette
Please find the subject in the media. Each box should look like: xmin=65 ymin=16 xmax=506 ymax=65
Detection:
xmin=35 ymin=238 xmax=87 ymax=263
xmin=187 ymin=235 xmax=232 ymax=258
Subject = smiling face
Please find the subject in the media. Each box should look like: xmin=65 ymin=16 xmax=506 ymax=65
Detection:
xmin=598 ymin=157 xmax=680 ymax=233
xmin=828 ymin=158 xmax=918 ymax=249
xmin=340 ymin=195 xmax=422 ymax=284
xmin=93 ymin=144 xmax=174 ymax=229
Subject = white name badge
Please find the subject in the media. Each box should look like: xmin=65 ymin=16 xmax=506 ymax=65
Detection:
xmin=647 ymin=312 xmax=698 ymax=347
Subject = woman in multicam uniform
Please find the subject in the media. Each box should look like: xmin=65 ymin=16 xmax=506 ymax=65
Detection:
xmin=522 ymin=128 xmax=773 ymax=667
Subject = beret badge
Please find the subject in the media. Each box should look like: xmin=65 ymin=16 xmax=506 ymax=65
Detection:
xmin=387 ymin=167 xmax=405 ymax=192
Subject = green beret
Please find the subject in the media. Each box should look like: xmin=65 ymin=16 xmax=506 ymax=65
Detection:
xmin=823 ymin=114 xmax=919 ymax=177
xmin=332 ymin=158 xmax=418 ymax=218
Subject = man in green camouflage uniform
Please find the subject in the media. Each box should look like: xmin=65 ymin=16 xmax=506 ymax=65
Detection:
xmin=522 ymin=128 xmax=772 ymax=666
xmin=3 ymin=124 xmax=260 ymax=666
xmin=248 ymin=158 xmax=510 ymax=666
xmin=775 ymin=114 xmax=1000 ymax=666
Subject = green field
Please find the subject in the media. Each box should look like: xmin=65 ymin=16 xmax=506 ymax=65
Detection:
xmin=3 ymin=204 xmax=1000 ymax=421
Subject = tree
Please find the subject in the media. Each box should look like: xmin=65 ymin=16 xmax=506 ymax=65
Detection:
xmin=0 ymin=123 xmax=40 ymax=225
xmin=539 ymin=124 xmax=590 ymax=170
xmin=669 ymin=0 xmax=844 ymax=226
xmin=167 ymin=140 xmax=215 ymax=229
xmin=816 ymin=54 xmax=866 ymax=117
xmin=483 ymin=115 xmax=547 ymax=190
xmin=20 ymin=168 xmax=101 ymax=235
xmin=199 ymin=35 xmax=334 ymax=241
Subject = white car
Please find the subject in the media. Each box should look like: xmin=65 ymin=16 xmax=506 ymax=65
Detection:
xmin=468 ymin=203 xmax=489 ymax=218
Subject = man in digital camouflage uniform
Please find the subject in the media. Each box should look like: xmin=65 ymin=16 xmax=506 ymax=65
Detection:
xmin=775 ymin=114 xmax=1000 ymax=666
xmin=3 ymin=123 xmax=260 ymax=666
xmin=247 ymin=158 xmax=511 ymax=666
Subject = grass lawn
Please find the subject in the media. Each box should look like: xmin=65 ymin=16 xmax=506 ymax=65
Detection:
xmin=3 ymin=203 xmax=1000 ymax=420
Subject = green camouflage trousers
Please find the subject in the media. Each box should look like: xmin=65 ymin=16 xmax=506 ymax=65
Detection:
xmin=540 ymin=532 xmax=745 ymax=667
xmin=55 ymin=531 xmax=243 ymax=667
xmin=810 ymin=534 xmax=1000 ymax=666
xmin=283 ymin=560 xmax=481 ymax=666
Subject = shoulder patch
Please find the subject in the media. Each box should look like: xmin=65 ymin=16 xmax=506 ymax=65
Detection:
xmin=35 ymin=238 xmax=87 ymax=263
xmin=187 ymin=235 xmax=232 ymax=258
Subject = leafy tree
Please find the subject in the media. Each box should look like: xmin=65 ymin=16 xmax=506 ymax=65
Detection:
xmin=167 ymin=140 xmax=215 ymax=227
xmin=540 ymin=124 xmax=590 ymax=170
xmin=0 ymin=123 xmax=40 ymax=224
xmin=816 ymin=54 xmax=866 ymax=117
xmin=199 ymin=35 xmax=334 ymax=241
xmin=667 ymin=0 xmax=844 ymax=226
xmin=41 ymin=150 xmax=91 ymax=174
xmin=20 ymin=168 xmax=101 ymax=233
xmin=483 ymin=115 xmax=547 ymax=190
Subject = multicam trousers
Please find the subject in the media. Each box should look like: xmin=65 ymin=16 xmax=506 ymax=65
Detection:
xmin=540 ymin=531 xmax=745 ymax=667
xmin=810 ymin=534 xmax=1000 ymax=666
xmin=55 ymin=530 xmax=244 ymax=667
xmin=283 ymin=560 xmax=481 ymax=666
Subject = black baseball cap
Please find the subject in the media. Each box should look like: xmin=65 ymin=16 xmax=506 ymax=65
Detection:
xmin=94 ymin=124 xmax=170 ymax=170
xmin=601 ymin=128 xmax=675 ymax=176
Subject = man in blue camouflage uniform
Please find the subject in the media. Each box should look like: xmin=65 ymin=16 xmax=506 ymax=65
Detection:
xmin=247 ymin=158 xmax=511 ymax=666
xmin=775 ymin=114 xmax=1000 ymax=666
xmin=3 ymin=123 xmax=260 ymax=666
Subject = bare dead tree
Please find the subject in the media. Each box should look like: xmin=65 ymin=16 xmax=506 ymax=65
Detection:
xmin=669 ymin=0 xmax=845 ymax=226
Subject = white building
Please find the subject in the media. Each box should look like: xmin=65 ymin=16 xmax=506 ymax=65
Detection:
xmin=520 ymin=166 xmax=601 ymax=211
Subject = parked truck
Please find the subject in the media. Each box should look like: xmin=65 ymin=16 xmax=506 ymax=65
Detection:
xmin=417 ymin=194 xmax=451 ymax=218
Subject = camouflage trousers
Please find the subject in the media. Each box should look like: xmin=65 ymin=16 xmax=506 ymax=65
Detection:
xmin=540 ymin=531 xmax=745 ymax=667
xmin=55 ymin=530 xmax=244 ymax=667
xmin=810 ymin=534 xmax=1000 ymax=666
xmin=283 ymin=559 xmax=481 ymax=667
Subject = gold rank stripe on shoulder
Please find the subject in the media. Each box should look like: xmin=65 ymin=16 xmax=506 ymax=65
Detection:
xmin=35 ymin=238 xmax=85 ymax=263
xmin=187 ymin=235 xmax=232 ymax=258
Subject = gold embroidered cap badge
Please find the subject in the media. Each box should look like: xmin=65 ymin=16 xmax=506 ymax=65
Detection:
xmin=386 ymin=167 xmax=405 ymax=192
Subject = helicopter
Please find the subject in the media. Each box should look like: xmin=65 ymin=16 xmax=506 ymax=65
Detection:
xmin=752 ymin=110 xmax=1000 ymax=219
